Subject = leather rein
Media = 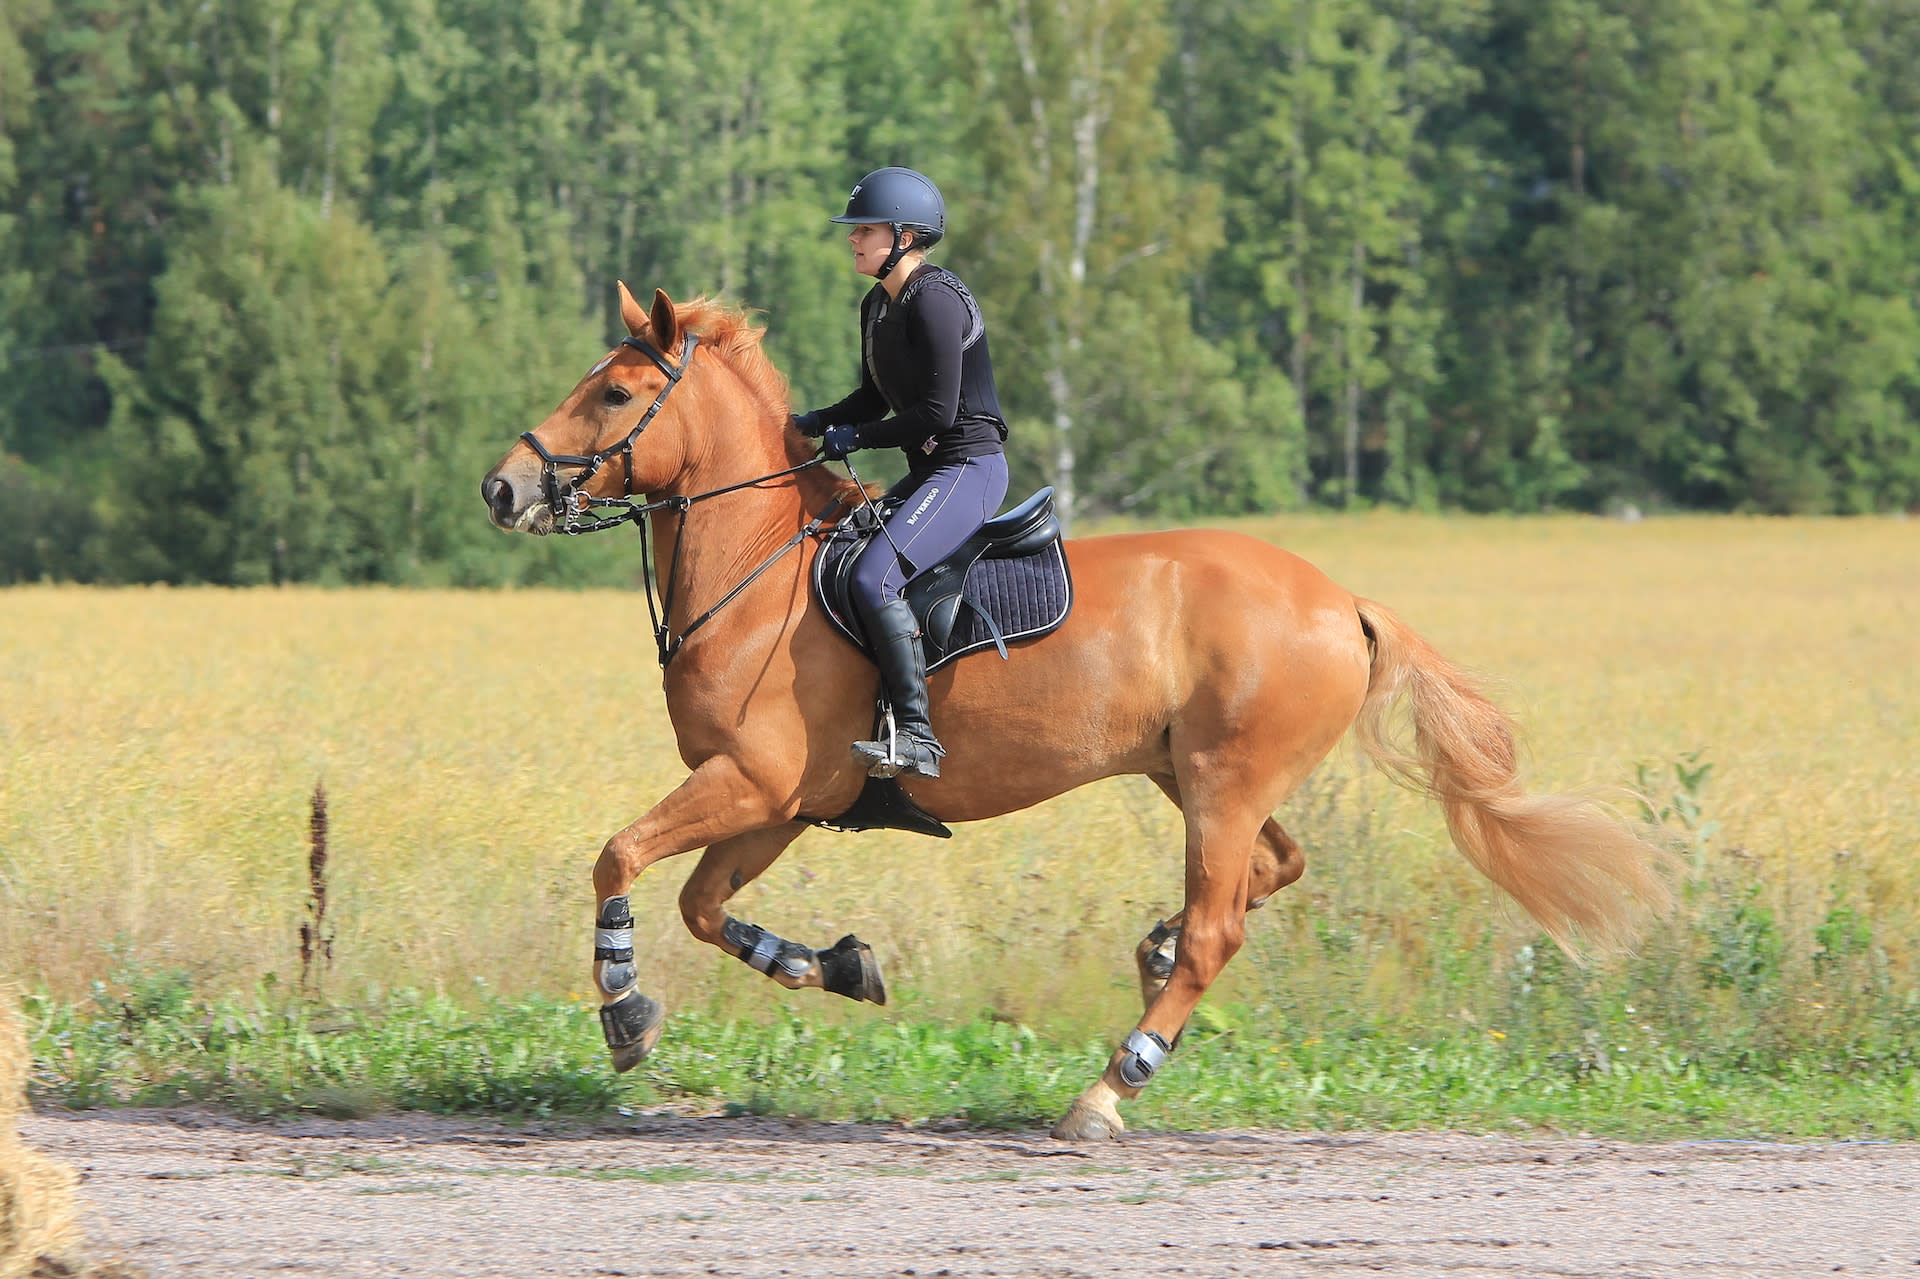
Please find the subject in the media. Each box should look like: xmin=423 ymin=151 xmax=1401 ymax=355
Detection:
xmin=518 ymin=332 xmax=840 ymax=669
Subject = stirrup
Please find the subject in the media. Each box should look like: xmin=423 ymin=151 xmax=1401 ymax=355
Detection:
xmin=851 ymin=737 xmax=942 ymax=779
xmin=852 ymin=707 xmax=943 ymax=779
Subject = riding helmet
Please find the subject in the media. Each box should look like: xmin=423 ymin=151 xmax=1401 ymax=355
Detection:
xmin=830 ymin=167 xmax=945 ymax=247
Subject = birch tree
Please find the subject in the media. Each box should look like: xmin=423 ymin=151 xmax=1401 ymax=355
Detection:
xmin=955 ymin=0 xmax=1236 ymax=524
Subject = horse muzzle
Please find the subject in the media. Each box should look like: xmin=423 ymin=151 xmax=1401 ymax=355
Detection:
xmin=481 ymin=468 xmax=554 ymax=534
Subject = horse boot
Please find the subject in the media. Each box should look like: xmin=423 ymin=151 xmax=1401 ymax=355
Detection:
xmin=852 ymin=598 xmax=946 ymax=779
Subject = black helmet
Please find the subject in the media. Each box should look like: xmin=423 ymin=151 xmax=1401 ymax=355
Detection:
xmin=830 ymin=167 xmax=945 ymax=247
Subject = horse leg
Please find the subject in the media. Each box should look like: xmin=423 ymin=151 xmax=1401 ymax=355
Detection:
xmin=1134 ymin=821 xmax=1306 ymax=1008
xmin=1135 ymin=778 xmax=1305 ymax=1009
xmin=1056 ymin=797 xmax=1263 ymax=1140
xmin=591 ymin=756 xmax=790 ymax=1072
xmin=677 ymin=825 xmax=888 ymax=1005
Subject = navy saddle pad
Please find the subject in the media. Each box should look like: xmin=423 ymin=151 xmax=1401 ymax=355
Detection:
xmin=812 ymin=487 xmax=1073 ymax=671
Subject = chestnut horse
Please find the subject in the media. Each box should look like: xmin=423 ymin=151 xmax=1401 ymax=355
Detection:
xmin=481 ymin=283 xmax=1673 ymax=1140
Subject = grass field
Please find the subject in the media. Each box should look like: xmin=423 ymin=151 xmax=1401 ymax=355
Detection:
xmin=4 ymin=514 xmax=1918 ymax=1132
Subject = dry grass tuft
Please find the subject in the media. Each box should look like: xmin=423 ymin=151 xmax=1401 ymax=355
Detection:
xmin=0 ymin=989 xmax=82 ymax=1279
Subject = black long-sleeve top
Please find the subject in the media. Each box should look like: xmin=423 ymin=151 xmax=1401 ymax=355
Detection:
xmin=809 ymin=264 xmax=1007 ymax=472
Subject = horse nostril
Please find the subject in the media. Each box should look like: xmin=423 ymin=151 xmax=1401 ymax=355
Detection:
xmin=483 ymin=475 xmax=514 ymax=522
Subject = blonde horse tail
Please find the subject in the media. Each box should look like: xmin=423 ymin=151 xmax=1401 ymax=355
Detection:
xmin=1350 ymin=597 xmax=1675 ymax=959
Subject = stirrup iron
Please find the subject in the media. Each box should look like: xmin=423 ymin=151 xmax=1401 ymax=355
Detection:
xmin=861 ymin=704 xmax=903 ymax=779
xmin=854 ymin=703 xmax=943 ymax=779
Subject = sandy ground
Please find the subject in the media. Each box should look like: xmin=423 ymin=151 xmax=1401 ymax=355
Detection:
xmin=17 ymin=1108 xmax=1920 ymax=1279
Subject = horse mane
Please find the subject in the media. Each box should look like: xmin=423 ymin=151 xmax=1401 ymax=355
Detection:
xmin=667 ymin=296 xmax=869 ymax=507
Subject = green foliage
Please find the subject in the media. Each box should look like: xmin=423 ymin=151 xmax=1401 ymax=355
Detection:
xmin=1190 ymin=0 xmax=1487 ymax=508
xmin=97 ymin=160 xmax=402 ymax=583
xmin=0 ymin=454 xmax=65 ymax=580
xmin=1814 ymin=899 xmax=1873 ymax=970
xmin=1697 ymin=884 xmax=1781 ymax=996
xmin=2 ymin=0 xmax=1919 ymax=584
xmin=21 ymin=974 xmax=1918 ymax=1137
xmin=1636 ymin=748 xmax=1721 ymax=878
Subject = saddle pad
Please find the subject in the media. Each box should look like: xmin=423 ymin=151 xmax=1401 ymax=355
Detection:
xmin=813 ymin=537 xmax=1072 ymax=674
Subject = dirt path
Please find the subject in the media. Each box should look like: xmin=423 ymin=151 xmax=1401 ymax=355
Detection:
xmin=19 ymin=1108 xmax=1920 ymax=1278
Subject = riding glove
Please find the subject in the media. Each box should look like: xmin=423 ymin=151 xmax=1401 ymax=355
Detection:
xmin=822 ymin=424 xmax=861 ymax=460
xmin=790 ymin=411 xmax=827 ymax=438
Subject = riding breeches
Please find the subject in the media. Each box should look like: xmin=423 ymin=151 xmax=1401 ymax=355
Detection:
xmin=848 ymin=453 xmax=1010 ymax=620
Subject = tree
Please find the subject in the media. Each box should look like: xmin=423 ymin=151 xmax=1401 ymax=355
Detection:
xmin=613 ymin=0 xmax=863 ymax=406
xmin=0 ymin=0 xmax=159 ymax=468
xmin=1508 ymin=0 xmax=1918 ymax=511
xmin=98 ymin=160 xmax=399 ymax=582
xmin=1190 ymin=0 xmax=1489 ymax=509
xmin=955 ymin=0 xmax=1246 ymax=524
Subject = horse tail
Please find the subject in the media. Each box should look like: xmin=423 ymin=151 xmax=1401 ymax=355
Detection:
xmin=1350 ymin=597 xmax=1675 ymax=959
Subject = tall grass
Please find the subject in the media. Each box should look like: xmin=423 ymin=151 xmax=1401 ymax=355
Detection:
xmin=3 ymin=515 xmax=1916 ymax=1108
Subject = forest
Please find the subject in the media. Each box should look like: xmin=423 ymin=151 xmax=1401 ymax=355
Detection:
xmin=3 ymin=0 xmax=1918 ymax=584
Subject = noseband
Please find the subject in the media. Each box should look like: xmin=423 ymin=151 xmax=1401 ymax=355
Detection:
xmin=519 ymin=332 xmax=699 ymax=533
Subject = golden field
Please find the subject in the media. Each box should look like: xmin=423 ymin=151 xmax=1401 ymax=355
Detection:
xmin=2 ymin=515 xmax=1916 ymax=1035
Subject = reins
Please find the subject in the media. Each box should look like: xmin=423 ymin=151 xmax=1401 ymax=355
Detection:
xmin=520 ymin=330 xmax=841 ymax=669
xmin=632 ymin=481 xmax=842 ymax=668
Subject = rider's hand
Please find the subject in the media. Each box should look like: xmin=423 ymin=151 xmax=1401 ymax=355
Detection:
xmin=790 ymin=411 xmax=829 ymax=438
xmin=821 ymin=424 xmax=860 ymax=460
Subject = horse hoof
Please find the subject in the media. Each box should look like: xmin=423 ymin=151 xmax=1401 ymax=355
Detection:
xmin=602 ymin=991 xmax=665 ymax=1073
xmin=820 ymin=935 xmax=889 ymax=1006
xmin=608 ymin=1015 xmax=663 ymax=1073
xmin=1050 ymin=1102 xmax=1124 ymax=1142
xmin=852 ymin=942 xmax=888 ymax=1006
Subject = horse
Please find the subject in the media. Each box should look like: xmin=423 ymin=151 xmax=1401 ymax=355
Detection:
xmin=480 ymin=282 xmax=1674 ymax=1141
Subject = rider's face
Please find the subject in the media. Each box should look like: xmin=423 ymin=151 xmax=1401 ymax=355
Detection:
xmin=847 ymin=222 xmax=903 ymax=277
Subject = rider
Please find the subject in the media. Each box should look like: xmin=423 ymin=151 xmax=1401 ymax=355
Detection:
xmin=791 ymin=167 xmax=1010 ymax=779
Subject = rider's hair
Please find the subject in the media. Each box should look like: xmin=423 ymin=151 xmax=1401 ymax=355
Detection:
xmin=897 ymin=224 xmax=941 ymax=253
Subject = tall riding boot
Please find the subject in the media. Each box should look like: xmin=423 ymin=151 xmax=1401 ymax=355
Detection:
xmin=852 ymin=598 xmax=946 ymax=779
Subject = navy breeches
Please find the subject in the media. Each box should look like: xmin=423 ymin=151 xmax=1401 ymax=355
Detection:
xmin=849 ymin=453 xmax=1010 ymax=620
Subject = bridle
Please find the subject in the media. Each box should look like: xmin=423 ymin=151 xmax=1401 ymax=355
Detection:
xmin=517 ymin=330 xmax=840 ymax=669
xmin=518 ymin=333 xmax=700 ymax=530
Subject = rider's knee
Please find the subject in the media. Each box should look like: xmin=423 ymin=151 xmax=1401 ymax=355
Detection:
xmin=848 ymin=562 xmax=896 ymax=617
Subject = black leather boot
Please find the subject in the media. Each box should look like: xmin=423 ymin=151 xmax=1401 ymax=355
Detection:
xmin=852 ymin=598 xmax=945 ymax=779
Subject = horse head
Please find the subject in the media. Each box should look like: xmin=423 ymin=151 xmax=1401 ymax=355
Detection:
xmin=482 ymin=282 xmax=702 ymax=535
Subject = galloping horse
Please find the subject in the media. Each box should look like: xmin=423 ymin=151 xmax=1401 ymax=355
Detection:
xmin=481 ymin=283 xmax=1673 ymax=1141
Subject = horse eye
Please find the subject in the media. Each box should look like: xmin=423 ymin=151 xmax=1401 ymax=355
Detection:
xmin=605 ymin=384 xmax=633 ymax=407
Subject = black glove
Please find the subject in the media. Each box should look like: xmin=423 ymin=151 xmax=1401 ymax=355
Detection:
xmin=822 ymin=424 xmax=860 ymax=460
xmin=790 ymin=411 xmax=826 ymax=438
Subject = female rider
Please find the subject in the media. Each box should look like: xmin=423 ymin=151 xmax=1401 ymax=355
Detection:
xmin=791 ymin=167 xmax=1010 ymax=780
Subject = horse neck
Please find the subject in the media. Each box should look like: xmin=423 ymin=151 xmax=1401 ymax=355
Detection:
xmin=642 ymin=404 xmax=841 ymax=639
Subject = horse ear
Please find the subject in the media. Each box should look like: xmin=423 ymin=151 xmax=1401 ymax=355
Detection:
xmin=616 ymin=280 xmax=649 ymax=338
xmin=649 ymin=288 xmax=680 ymax=351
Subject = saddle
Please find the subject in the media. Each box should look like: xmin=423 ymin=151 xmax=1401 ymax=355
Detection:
xmin=799 ymin=488 xmax=1073 ymax=843
xmin=812 ymin=487 xmax=1073 ymax=671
